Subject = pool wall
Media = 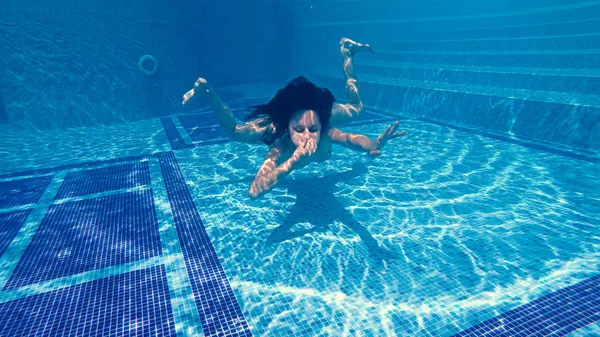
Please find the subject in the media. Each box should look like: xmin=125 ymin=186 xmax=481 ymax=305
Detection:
xmin=0 ymin=0 xmax=292 ymax=129
xmin=291 ymin=0 xmax=600 ymax=155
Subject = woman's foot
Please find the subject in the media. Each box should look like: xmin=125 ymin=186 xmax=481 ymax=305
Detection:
xmin=340 ymin=37 xmax=375 ymax=57
xmin=182 ymin=77 xmax=212 ymax=106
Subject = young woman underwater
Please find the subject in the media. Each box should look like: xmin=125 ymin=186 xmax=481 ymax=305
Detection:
xmin=182 ymin=38 xmax=406 ymax=199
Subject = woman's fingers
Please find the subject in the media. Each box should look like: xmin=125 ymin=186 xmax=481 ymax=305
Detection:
xmin=381 ymin=122 xmax=403 ymax=141
xmin=301 ymin=138 xmax=318 ymax=156
xmin=369 ymin=149 xmax=381 ymax=157
xmin=310 ymin=139 xmax=317 ymax=155
xmin=380 ymin=121 xmax=400 ymax=139
xmin=389 ymin=121 xmax=400 ymax=135
xmin=381 ymin=124 xmax=391 ymax=138
xmin=392 ymin=130 xmax=406 ymax=138
xmin=376 ymin=124 xmax=391 ymax=142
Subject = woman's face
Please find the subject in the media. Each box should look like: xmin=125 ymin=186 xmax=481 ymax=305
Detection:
xmin=288 ymin=109 xmax=322 ymax=148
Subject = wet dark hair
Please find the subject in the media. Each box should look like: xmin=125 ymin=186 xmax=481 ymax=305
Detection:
xmin=245 ymin=76 xmax=335 ymax=145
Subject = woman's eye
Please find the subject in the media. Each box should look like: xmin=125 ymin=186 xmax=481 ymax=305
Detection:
xmin=310 ymin=127 xmax=319 ymax=132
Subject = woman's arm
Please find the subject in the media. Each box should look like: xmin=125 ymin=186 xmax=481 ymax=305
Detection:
xmin=182 ymin=77 xmax=267 ymax=143
xmin=248 ymin=139 xmax=312 ymax=200
xmin=327 ymin=121 xmax=405 ymax=157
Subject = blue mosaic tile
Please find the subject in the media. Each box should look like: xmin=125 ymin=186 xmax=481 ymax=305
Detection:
xmin=54 ymin=161 xmax=151 ymax=199
xmin=161 ymin=117 xmax=193 ymax=150
xmin=418 ymin=117 xmax=600 ymax=164
xmin=179 ymin=110 xmax=256 ymax=144
xmin=0 ymin=210 xmax=32 ymax=257
xmin=179 ymin=114 xmax=234 ymax=143
xmin=0 ymin=176 xmax=52 ymax=208
xmin=0 ymin=91 xmax=7 ymax=122
xmin=0 ymin=265 xmax=176 ymax=337
xmin=3 ymin=189 xmax=162 ymax=290
xmin=361 ymin=109 xmax=408 ymax=121
xmin=192 ymin=138 xmax=231 ymax=147
xmin=157 ymin=151 xmax=252 ymax=337
xmin=347 ymin=118 xmax=398 ymax=128
xmin=0 ymin=154 xmax=151 ymax=180
xmin=178 ymin=110 xmax=247 ymax=130
xmin=187 ymin=125 xmax=231 ymax=143
xmin=452 ymin=275 xmax=600 ymax=337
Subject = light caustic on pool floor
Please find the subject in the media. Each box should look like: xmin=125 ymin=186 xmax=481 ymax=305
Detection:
xmin=177 ymin=120 xmax=599 ymax=336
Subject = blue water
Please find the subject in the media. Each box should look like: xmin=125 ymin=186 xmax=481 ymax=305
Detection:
xmin=1 ymin=0 xmax=599 ymax=336
xmin=174 ymin=114 xmax=600 ymax=336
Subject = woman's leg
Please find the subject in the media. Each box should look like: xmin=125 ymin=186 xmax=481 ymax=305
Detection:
xmin=329 ymin=37 xmax=374 ymax=126
xmin=182 ymin=78 xmax=269 ymax=143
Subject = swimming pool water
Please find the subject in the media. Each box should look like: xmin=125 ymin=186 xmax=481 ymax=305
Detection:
xmin=0 ymin=96 xmax=597 ymax=336
xmin=175 ymin=116 xmax=600 ymax=336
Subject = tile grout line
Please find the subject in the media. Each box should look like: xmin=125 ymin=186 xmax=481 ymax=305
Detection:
xmin=0 ymin=185 xmax=150 ymax=214
xmin=0 ymin=159 xmax=147 ymax=183
xmin=0 ymin=171 xmax=66 ymax=289
xmin=148 ymin=157 xmax=204 ymax=337
xmin=0 ymin=256 xmax=163 ymax=304
xmin=0 ymin=154 xmax=151 ymax=181
xmin=171 ymin=115 xmax=196 ymax=146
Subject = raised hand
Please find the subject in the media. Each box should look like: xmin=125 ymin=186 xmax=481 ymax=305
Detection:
xmin=369 ymin=121 xmax=406 ymax=157
xmin=293 ymin=138 xmax=318 ymax=159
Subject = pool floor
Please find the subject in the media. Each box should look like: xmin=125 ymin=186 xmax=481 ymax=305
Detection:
xmin=0 ymin=94 xmax=599 ymax=336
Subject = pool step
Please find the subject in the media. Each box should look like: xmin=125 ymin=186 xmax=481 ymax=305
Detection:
xmin=311 ymin=69 xmax=600 ymax=154
xmin=351 ymin=60 xmax=600 ymax=96
xmin=368 ymin=49 xmax=600 ymax=69
xmin=390 ymin=33 xmax=600 ymax=52
xmin=300 ymin=1 xmax=600 ymax=32
xmin=391 ymin=18 xmax=600 ymax=41
xmin=317 ymin=66 xmax=600 ymax=107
